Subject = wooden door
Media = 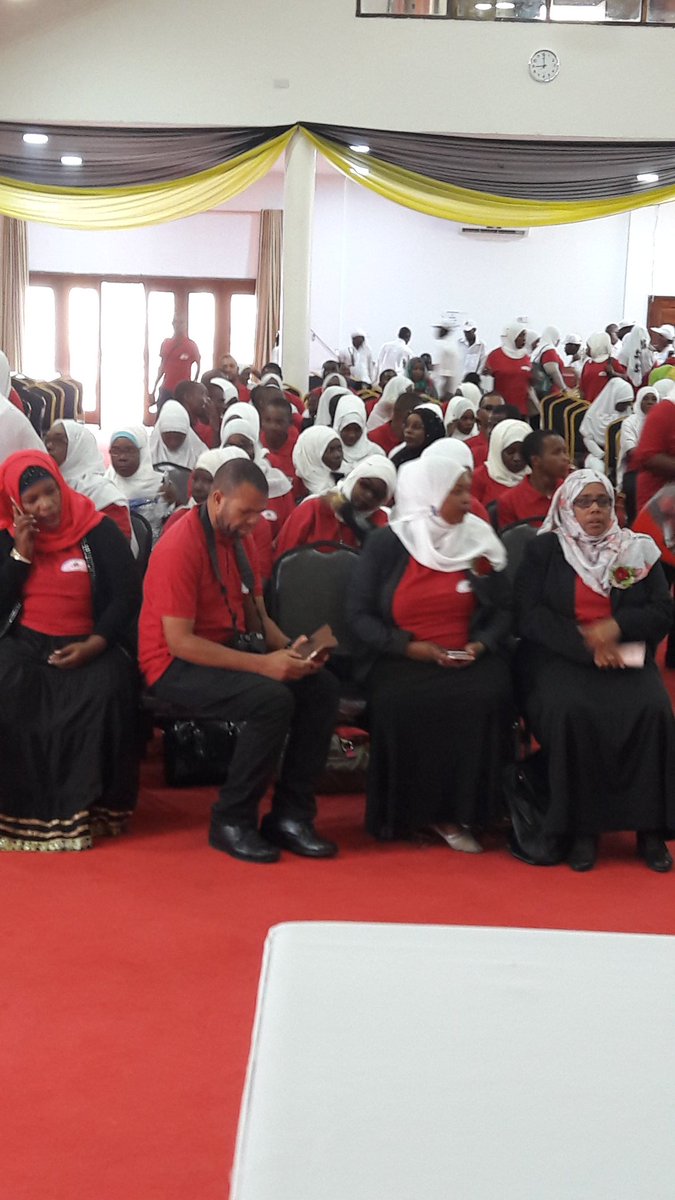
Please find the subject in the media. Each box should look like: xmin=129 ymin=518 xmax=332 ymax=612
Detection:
xmin=647 ymin=295 xmax=675 ymax=330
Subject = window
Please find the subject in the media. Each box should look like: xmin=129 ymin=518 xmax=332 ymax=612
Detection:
xmin=27 ymin=274 xmax=256 ymax=428
xmin=358 ymin=0 xmax=672 ymax=22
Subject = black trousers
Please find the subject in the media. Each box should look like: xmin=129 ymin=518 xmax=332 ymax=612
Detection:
xmin=153 ymin=660 xmax=339 ymax=825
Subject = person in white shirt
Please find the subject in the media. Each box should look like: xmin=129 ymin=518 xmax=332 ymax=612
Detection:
xmin=376 ymin=327 xmax=412 ymax=377
xmin=563 ymin=333 xmax=584 ymax=380
xmin=456 ymin=321 xmax=486 ymax=378
xmin=650 ymin=324 xmax=675 ymax=366
xmin=432 ymin=318 xmax=462 ymax=400
xmin=341 ymin=330 xmax=376 ymax=386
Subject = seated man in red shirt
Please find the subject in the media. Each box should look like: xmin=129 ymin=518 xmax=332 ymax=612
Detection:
xmin=174 ymin=379 xmax=214 ymax=447
xmin=139 ymin=457 xmax=339 ymax=864
xmin=497 ymin=429 xmax=570 ymax=530
xmin=152 ymin=316 xmax=200 ymax=408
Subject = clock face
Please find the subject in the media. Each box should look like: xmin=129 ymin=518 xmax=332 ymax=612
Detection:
xmin=529 ymin=49 xmax=560 ymax=83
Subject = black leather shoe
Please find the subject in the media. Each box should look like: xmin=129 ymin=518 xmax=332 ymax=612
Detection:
xmin=260 ymin=816 xmax=338 ymax=858
xmin=568 ymin=835 xmax=598 ymax=872
xmin=637 ymin=833 xmax=673 ymax=873
xmin=209 ymin=822 xmax=280 ymax=863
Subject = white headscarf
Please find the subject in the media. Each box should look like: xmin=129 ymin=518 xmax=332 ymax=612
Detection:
xmin=366 ymin=376 xmax=413 ymax=431
xmin=619 ymin=325 xmax=652 ymax=386
xmin=338 ymin=454 xmax=397 ymax=512
xmin=260 ymin=373 xmax=283 ymax=390
xmin=580 ymin=377 xmax=633 ymax=455
xmin=334 ymin=395 xmax=385 ymax=468
xmin=501 ymin=323 xmax=529 ymax=361
xmin=617 ymin=387 xmax=659 ymax=487
xmin=653 ymin=378 xmax=675 ymax=400
xmin=444 ymin=396 xmax=478 ymax=440
xmin=106 ymin=425 xmax=162 ymax=501
xmin=221 ymin=402 xmax=291 ymax=498
xmin=485 ymin=418 xmax=532 ymax=487
xmin=456 ymin=382 xmax=482 ymax=408
xmin=423 ymin=438 xmax=474 ymax=472
xmin=0 ymin=397 xmax=43 ymax=463
xmin=315 ymin=385 xmax=350 ymax=427
xmin=209 ymin=377 xmax=239 ymax=407
xmin=292 ymin=426 xmax=343 ymax=495
xmin=533 ymin=326 xmax=560 ymax=363
xmin=150 ymin=400 xmax=207 ymax=468
xmin=195 ymin=447 xmax=248 ymax=476
xmin=57 ymin=420 xmax=129 ymax=513
xmin=390 ymin=456 xmax=506 ymax=574
xmin=539 ymin=469 xmax=660 ymax=596
xmin=0 ymin=351 xmax=11 ymax=400
xmin=587 ymin=332 xmax=613 ymax=363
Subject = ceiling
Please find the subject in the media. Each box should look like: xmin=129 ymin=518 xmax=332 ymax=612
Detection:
xmin=2 ymin=0 xmax=120 ymax=47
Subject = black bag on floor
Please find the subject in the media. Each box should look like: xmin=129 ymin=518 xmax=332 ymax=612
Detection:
xmin=163 ymin=720 xmax=238 ymax=788
xmin=317 ymin=727 xmax=370 ymax=794
xmin=503 ymin=750 xmax=566 ymax=866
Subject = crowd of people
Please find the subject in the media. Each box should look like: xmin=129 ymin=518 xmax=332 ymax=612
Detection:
xmin=1 ymin=313 xmax=675 ymax=873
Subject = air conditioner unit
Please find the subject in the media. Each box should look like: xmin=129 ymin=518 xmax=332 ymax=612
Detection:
xmin=460 ymin=226 xmax=529 ymax=239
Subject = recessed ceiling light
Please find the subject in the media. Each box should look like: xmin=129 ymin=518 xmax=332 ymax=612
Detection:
xmin=22 ymin=132 xmax=49 ymax=146
xmin=475 ymin=4 xmax=493 ymax=10
xmin=496 ymin=2 xmax=515 ymax=8
xmin=61 ymin=154 xmax=83 ymax=167
xmin=636 ymin=172 xmax=659 ymax=183
xmin=349 ymin=144 xmax=370 ymax=154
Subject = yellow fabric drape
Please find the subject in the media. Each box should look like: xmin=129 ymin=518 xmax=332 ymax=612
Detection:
xmin=302 ymin=128 xmax=675 ymax=228
xmin=0 ymin=130 xmax=293 ymax=231
xmin=0 ymin=215 xmax=28 ymax=370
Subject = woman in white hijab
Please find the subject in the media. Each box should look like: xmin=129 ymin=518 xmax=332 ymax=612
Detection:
xmin=366 ymin=376 xmax=413 ymax=432
xmin=149 ymin=400 xmax=207 ymax=469
xmin=221 ymin=399 xmax=293 ymax=530
xmin=580 ymin=377 xmax=634 ymax=474
xmin=0 ymin=350 xmax=43 ymax=463
xmin=106 ymin=424 xmax=169 ymax=544
xmin=315 ymin=384 xmax=351 ymax=428
xmin=532 ymin=325 xmax=566 ymax=396
xmin=348 ymin=453 xmax=513 ymax=852
xmin=44 ymin=419 xmax=131 ymax=537
xmin=455 ymin=381 xmax=482 ymax=408
xmin=292 ymin=426 xmax=344 ymax=497
xmin=515 ymin=468 xmax=674 ymax=873
xmin=483 ymin=323 xmax=534 ymax=418
xmin=619 ymin=325 xmax=653 ymax=387
xmin=617 ymin=385 xmax=659 ymax=491
xmin=273 ymin=453 xmax=394 ymax=561
xmin=473 ymin=417 xmax=531 ymax=505
xmin=444 ymin=395 xmax=478 ymax=441
xmin=333 ymin=395 xmax=385 ymax=468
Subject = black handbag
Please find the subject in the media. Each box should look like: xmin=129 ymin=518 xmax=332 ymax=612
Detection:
xmin=163 ymin=719 xmax=239 ymax=787
xmin=317 ymin=727 xmax=370 ymax=794
xmin=503 ymin=751 xmax=566 ymax=866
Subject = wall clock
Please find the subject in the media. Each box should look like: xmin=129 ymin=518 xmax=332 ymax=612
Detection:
xmin=528 ymin=49 xmax=560 ymax=83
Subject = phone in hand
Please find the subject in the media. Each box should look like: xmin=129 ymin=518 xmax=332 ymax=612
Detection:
xmin=445 ymin=650 xmax=473 ymax=662
xmin=296 ymin=624 xmax=338 ymax=662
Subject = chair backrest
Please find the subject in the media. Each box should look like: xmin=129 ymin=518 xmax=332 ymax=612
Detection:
xmin=565 ymin=400 xmax=589 ymax=466
xmin=269 ymin=542 xmax=360 ymax=653
xmin=130 ymin=510 xmax=153 ymax=575
xmin=501 ymin=522 xmax=539 ymax=587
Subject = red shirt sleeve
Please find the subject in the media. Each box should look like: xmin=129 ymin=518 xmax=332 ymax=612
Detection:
xmin=472 ymin=464 xmax=489 ymax=504
xmin=101 ymin=502 xmax=132 ymax=541
xmin=632 ymin=402 xmax=675 ymax=470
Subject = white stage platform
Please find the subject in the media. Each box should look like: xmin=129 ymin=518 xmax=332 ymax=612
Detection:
xmin=232 ymin=922 xmax=675 ymax=1199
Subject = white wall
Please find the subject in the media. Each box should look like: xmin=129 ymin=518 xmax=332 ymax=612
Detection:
xmin=27 ymin=169 xmax=633 ymax=370
xmin=1 ymin=0 xmax=675 ymax=140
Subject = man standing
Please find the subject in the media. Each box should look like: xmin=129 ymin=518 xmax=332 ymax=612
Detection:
xmin=341 ymin=330 xmax=376 ymax=387
xmin=153 ymin=316 xmax=200 ymax=408
xmin=376 ymin=327 xmax=412 ymax=376
xmin=650 ymin=324 xmax=675 ymax=367
xmin=457 ymin=321 xmax=486 ymax=378
xmin=432 ymin=317 xmax=462 ymax=400
xmin=139 ymin=457 xmax=339 ymax=863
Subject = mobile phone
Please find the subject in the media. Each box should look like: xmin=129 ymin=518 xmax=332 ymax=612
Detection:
xmin=296 ymin=624 xmax=338 ymax=661
xmin=445 ymin=650 xmax=473 ymax=661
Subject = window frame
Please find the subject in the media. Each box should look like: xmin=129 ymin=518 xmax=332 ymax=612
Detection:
xmin=355 ymin=0 xmax=662 ymax=26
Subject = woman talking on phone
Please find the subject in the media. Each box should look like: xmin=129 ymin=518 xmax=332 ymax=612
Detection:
xmin=348 ymin=455 xmax=514 ymax=849
xmin=0 ymin=451 xmax=141 ymax=851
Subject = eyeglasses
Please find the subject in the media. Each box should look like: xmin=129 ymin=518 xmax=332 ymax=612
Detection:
xmin=572 ymin=496 xmax=612 ymax=510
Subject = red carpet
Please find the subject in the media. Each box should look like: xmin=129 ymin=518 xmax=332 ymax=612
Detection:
xmin=3 ymin=714 xmax=675 ymax=1200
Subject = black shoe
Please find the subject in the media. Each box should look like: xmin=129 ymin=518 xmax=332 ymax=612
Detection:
xmin=260 ymin=815 xmax=338 ymax=859
xmin=209 ymin=822 xmax=280 ymax=863
xmin=636 ymin=832 xmax=673 ymax=873
xmin=568 ymin=835 xmax=598 ymax=872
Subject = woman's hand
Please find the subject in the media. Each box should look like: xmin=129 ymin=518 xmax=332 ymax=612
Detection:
xmin=580 ymin=618 xmax=621 ymax=651
xmin=48 ymin=635 xmax=107 ymax=670
xmin=11 ymin=500 xmax=37 ymax=562
xmin=406 ymin=640 xmax=453 ymax=666
xmin=593 ymin=645 xmax=625 ymax=670
xmin=160 ymin=479 xmax=177 ymax=506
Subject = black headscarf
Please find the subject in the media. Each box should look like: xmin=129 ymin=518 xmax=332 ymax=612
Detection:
xmin=391 ymin=406 xmax=445 ymax=470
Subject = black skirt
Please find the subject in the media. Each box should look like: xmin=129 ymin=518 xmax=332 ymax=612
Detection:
xmin=0 ymin=627 xmax=139 ymax=852
xmin=519 ymin=644 xmax=675 ymax=836
xmin=365 ymin=653 xmax=515 ymax=839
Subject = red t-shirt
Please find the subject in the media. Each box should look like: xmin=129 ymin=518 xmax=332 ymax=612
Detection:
xmin=484 ymin=348 xmax=532 ymax=416
xmin=580 ymin=359 xmax=628 ymax=405
xmin=633 ymin=401 xmax=675 ymax=510
xmin=496 ymin=476 xmax=555 ymax=530
xmin=368 ymin=422 xmax=400 ymax=456
xmin=392 ymin=560 xmax=476 ymax=649
xmin=575 ymin=577 xmax=612 ymax=624
xmin=466 ymin=433 xmax=488 ymax=468
xmin=274 ymin=497 xmax=388 ymax=561
xmin=162 ymin=504 xmax=274 ymax=582
xmin=101 ymin=502 xmax=132 ymax=541
xmin=139 ymin=505 xmax=261 ymax=687
xmin=194 ymin=419 xmax=215 ymax=449
xmin=9 ymin=387 xmax=24 ymax=412
xmin=160 ymin=336 xmax=200 ymax=390
xmin=472 ymin=464 xmax=510 ymax=506
xmin=20 ymin=546 xmax=93 ymax=637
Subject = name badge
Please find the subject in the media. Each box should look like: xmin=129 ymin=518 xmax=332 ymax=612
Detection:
xmin=61 ymin=558 xmax=88 ymax=573
xmin=456 ymin=579 xmax=472 ymax=594
xmin=262 ymin=510 xmax=278 ymax=522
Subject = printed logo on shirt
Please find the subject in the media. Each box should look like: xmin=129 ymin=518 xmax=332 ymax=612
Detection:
xmin=456 ymin=579 xmax=473 ymax=594
xmin=61 ymin=558 xmax=88 ymax=573
xmin=262 ymin=510 xmax=278 ymax=522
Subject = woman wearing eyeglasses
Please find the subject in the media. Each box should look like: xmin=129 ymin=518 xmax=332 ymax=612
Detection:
xmin=515 ymin=470 xmax=675 ymax=873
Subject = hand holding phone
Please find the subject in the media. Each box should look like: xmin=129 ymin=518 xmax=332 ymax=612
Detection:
xmin=10 ymin=498 xmax=37 ymax=561
xmin=294 ymin=624 xmax=338 ymax=663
